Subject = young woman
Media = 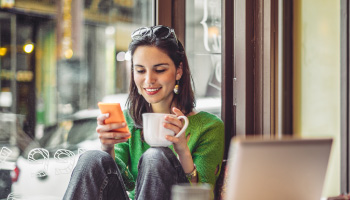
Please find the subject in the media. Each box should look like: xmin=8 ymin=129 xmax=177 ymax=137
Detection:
xmin=63 ymin=25 xmax=224 ymax=200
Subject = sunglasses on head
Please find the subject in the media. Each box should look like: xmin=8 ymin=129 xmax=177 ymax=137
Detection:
xmin=131 ymin=25 xmax=178 ymax=44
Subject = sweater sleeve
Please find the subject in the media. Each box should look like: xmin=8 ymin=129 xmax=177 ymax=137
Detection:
xmin=114 ymin=140 xmax=135 ymax=191
xmin=114 ymin=110 xmax=135 ymax=191
xmin=192 ymin=117 xmax=225 ymax=188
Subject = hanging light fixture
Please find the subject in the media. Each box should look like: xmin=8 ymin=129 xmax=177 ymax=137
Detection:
xmin=0 ymin=47 xmax=7 ymax=56
xmin=23 ymin=41 xmax=34 ymax=54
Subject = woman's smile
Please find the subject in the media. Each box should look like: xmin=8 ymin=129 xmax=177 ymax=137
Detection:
xmin=144 ymin=87 xmax=162 ymax=95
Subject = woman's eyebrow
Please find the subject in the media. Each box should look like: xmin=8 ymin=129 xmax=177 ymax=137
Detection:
xmin=154 ymin=63 xmax=169 ymax=67
xmin=134 ymin=63 xmax=169 ymax=68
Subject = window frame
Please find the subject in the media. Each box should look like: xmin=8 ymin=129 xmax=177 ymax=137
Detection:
xmin=341 ymin=0 xmax=350 ymax=194
xmin=157 ymin=0 xmax=287 ymax=157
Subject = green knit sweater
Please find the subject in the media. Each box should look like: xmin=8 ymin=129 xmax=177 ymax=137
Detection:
xmin=114 ymin=111 xmax=225 ymax=200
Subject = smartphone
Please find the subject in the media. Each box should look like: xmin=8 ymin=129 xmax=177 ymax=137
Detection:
xmin=97 ymin=102 xmax=130 ymax=133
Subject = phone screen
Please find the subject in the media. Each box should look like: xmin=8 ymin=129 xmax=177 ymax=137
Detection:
xmin=97 ymin=102 xmax=129 ymax=133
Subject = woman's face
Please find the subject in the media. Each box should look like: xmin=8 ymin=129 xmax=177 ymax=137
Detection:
xmin=132 ymin=46 xmax=182 ymax=108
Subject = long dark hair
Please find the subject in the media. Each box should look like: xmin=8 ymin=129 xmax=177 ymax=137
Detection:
xmin=126 ymin=26 xmax=195 ymax=128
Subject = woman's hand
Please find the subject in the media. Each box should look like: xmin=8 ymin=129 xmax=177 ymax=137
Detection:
xmin=96 ymin=113 xmax=131 ymax=152
xmin=164 ymin=107 xmax=189 ymax=156
xmin=164 ymin=107 xmax=196 ymax=181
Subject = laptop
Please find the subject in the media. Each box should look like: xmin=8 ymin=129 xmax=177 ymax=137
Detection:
xmin=224 ymin=137 xmax=333 ymax=200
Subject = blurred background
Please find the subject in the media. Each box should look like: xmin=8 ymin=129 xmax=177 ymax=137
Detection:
xmin=0 ymin=0 xmax=345 ymax=199
xmin=0 ymin=0 xmax=223 ymax=199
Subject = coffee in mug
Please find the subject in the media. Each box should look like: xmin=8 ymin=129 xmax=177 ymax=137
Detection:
xmin=142 ymin=113 xmax=189 ymax=147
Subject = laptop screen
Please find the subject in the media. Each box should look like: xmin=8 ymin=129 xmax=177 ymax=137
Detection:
xmin=224 ymin=138 xmax=333 ymax=200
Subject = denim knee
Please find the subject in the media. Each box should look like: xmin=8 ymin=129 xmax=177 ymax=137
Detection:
xmin=140 ymin=147 xmax=167 ymax=160
xmin=138 ymin=147 xmax=177 ymax=170
xmin=64 ymin=150 xmax=129 ymax=200
xmin=135 ymin=147 xmax=187 ymax=200
xmin=141 ymin=147 xmax=164 ymax=158
xmin=77 ymin=150 xmax=115 ymax=171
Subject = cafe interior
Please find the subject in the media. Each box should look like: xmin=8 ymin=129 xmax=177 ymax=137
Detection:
xmin=0 ymin=0 xmax=348 ymax=199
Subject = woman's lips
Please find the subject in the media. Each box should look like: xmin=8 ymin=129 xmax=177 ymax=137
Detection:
xmin=144 ymin=88 xmax=161 ymax=95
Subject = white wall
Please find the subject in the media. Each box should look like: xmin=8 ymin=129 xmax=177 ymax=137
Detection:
xmin=293 ymin=0 xmax=340 ymax=197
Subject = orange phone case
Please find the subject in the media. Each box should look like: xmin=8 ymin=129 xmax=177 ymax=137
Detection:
xmin=97 ymin=102 xmax=129 ymax=133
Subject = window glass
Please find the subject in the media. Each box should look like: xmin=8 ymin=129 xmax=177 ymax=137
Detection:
xmin=185 ymin=0 xmax=222 ymax=117
xmin=0 ymin=0 xmax=153 ymax=198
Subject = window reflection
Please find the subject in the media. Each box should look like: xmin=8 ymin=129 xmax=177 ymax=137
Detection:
xmin=0 ymin=0 xmax=223 ymax=198
xmin=186 ymin=0 xmax=222 ymax=117
xmin=0 ymin=0 xmax=153 ymax=198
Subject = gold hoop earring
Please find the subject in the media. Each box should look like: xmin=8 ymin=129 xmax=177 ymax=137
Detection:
xmin=174 ymin=80 xmax=180 ymax=94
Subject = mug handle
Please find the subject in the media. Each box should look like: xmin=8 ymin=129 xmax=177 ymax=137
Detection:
xmin=175 ymin=116 xmax=189 ymax=138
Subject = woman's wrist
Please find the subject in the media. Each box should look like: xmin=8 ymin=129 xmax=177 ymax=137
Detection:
xmin=101 ymin=144 xmax=115 ymax=161
xmin=177 ymin=147 xmax=196 ymax=175
xmin=185 ymin=164 xmax=197 ymax=180
xmin=101 ymin=144 xmax=114 ymax=152
xmin=176 ymin=146 xmax=191 ymax=160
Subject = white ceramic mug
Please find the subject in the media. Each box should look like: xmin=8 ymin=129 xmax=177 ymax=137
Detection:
xmin=142 ymin=113 xmax=189 ymax=147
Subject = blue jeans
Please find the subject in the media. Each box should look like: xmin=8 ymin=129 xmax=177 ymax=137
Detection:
xmin=63 ymin=147 xmax=188 ymax=200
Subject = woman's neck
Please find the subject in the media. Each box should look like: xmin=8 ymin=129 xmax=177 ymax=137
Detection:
xmin=151 ymin=101 xmax=177 ymax=114
xmin=152 ymin=107 xmax=170 ymax=114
